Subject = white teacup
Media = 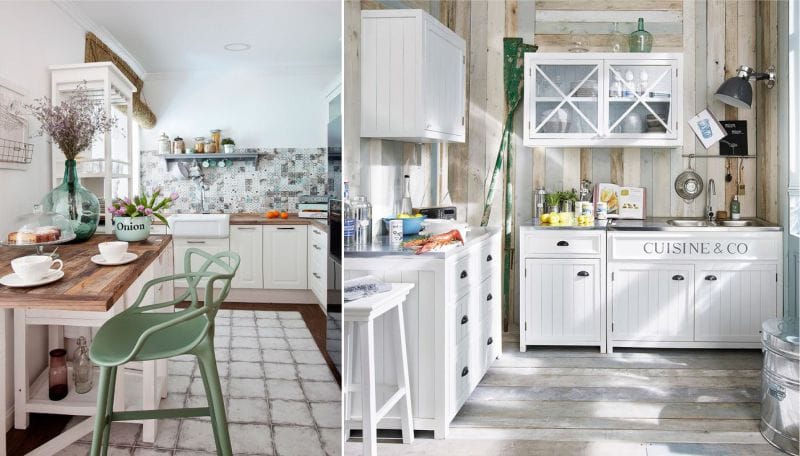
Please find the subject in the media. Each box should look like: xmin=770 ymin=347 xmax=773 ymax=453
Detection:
xmin=11 ymin=255 xmax=63 ymax=283
xmin=98 ymin=241 xmax=129 ymax=263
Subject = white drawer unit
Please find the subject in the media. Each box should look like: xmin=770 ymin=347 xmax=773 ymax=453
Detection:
xmin=343 ymin=227 xmax=501 ymax=439
xmin=307 ymin=225 xmax=328 ymax=312
xmin=360 ymin=9 xmax=466 ymax=143
xmin=519 ymin=227 xmax=607 ymax=352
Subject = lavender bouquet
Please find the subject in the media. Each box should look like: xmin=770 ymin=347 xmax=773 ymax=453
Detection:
xmin=27 ymin=82 xmax=117 ymax=160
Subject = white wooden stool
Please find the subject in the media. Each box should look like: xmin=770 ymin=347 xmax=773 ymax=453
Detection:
xmin=343 ymin=283 xmax=415 ymax=456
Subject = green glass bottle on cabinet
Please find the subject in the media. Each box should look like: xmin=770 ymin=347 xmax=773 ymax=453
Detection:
xmin=629 ymin=18 xmax=653 ymax=52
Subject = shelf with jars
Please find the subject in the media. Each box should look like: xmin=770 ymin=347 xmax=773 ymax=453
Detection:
xmin=523 ymin=53 xmax=683 ymax=147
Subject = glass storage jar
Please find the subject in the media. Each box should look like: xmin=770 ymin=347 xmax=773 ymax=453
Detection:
xmin=73 ymin=336 xmax=93 ymax=394
xmin=210 ymin=129 xmax=221 ymax=152
xmin=194 ymin=137 xmax=205 ymax=153
xmin=49 ymin=349 xmax=68 ymax=401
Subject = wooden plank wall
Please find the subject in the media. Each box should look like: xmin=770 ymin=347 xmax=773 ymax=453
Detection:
xmin=756 ymin=0 xmax=779 ymax=223
xmin=528 ymin=0 xmax=767 ymax=220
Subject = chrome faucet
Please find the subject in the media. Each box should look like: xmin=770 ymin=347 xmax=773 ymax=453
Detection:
xmin=188 ymin=161 xmax=209 ymax=213
xmin=706 ymin=178 xmax=716 ymax=221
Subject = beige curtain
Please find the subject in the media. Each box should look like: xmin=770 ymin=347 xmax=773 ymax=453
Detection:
xmin=84 ymin=32 xmax=156 ymax=129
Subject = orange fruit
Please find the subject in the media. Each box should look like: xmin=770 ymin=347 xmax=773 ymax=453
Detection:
xmin=280 ymin=212 xmax=289 ymax=219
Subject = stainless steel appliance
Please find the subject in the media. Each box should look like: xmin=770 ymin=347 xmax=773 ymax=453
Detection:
xmin=760 ymin=318 xmax=799 ymax=455
xmin=416 ymin=206 xmax=457 ymax=220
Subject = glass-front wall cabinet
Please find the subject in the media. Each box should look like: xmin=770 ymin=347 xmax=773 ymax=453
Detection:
xmin=524 ymin=53 xmax=682 ymax=147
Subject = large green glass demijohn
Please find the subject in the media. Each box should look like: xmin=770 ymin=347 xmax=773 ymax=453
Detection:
xmin=42 ymin=160 xmax=100 ymax=242
xmin=629 ymin=18 xmax=653 ymax=52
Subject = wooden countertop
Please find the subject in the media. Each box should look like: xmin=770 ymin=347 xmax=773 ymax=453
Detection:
xmin=0 ymin=235 xmax=171 ymax=312
xmin=155 ymin=213 xmax=329 ymax=233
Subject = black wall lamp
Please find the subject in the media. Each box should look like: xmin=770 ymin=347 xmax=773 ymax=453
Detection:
xmin=714 ymin=65 xmax=776 ymax=109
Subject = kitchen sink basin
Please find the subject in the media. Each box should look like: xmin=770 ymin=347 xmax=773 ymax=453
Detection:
xmin=168 ymin=214 xmax=230 ymax=238
xmin=719 ymin=220 xmax=754 ymax=227
xmin=667 ymin=219 xmax=712 ymax=227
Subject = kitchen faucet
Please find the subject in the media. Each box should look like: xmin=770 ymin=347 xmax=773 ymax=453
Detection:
xmin=188 ymin=161 xmax=209 ymax=213
xmin=706 ymin=178 xmax=716 ymax=221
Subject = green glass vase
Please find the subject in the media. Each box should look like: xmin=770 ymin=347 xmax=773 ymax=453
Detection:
xmin=42 ymin=160 xmax=100 ymax=242
xmin=629 ymin=18 xmax=653 ymax=53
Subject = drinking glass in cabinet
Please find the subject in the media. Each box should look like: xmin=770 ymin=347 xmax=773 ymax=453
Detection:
xmin=606 ymin=64 xmax=674 ymax=135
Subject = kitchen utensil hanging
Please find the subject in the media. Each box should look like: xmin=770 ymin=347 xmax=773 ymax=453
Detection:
xmin=674 ymin=155 xmax=704 ymax=203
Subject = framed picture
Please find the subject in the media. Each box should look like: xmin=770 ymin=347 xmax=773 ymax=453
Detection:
xmin=688 ymin=108 xmax=726 ymax=149
xmin=720 ymin=120 xmax=748 ymax=156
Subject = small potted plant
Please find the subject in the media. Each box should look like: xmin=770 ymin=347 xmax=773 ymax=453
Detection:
xmin=221 ymin=138 xmax=235 ymax=154
xmin=544 ymin=193 xmax=561 ymax=214
xmin=108 ymin=189 xmax=178 ymax=241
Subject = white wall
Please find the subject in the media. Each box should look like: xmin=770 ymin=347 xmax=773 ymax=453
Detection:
xmin=139 ymin=67 xmax=338 ymax=150
xmin=0 ymin=1 xmax=86 ymax=429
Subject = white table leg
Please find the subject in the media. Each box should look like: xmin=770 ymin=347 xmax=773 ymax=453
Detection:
xmin=141 ymin=360 xmax=157 ymax=442
xmin=14 ymin=309 xmax=28 ymax=430
xmin=393 ymin=304 xmax=414 ymax=444
xmin=159 ymin=359 xmax=168 ymax=399
xmin=47 ymin=325 xmax=64 ymax=351
xmin=0 ymin=309 xmax=8 ymax=456
xmin=342 ymin=321 xmax=354 ymax=440
xmin=359 ymin=321 xmax=377 ymax=456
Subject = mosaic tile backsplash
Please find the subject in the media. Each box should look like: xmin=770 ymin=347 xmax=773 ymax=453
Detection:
xmin=140 ymin=148 xmax=330 ymax=213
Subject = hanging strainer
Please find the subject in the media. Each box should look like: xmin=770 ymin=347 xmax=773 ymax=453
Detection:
xmin=674 ymin=156 xmax=704 ymax=203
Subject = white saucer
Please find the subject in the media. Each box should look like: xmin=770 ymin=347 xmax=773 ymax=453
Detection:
xmin=91 ymin=252 xmax=138 ymax=266
xmin=0 ymin=270 xmax=65 ymax=288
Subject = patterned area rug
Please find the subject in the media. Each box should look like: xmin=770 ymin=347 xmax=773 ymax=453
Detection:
xmin=58 ymin=310 xmax=341 ymax=456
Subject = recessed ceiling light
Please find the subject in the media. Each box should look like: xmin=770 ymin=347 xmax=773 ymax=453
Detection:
xmin=224 ymin=43 xmax=251 ymax=52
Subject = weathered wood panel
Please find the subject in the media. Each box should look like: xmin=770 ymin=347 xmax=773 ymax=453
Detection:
xmin=756 ymin=0 xmax=779 ymax=223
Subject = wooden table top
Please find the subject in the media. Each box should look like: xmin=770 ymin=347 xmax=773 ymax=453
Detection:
xmin=0 ymin=234 xmax=172 ymax=312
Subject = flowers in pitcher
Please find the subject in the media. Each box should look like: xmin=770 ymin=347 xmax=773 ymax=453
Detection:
xmin=108 ymin=189 xmax=178 ymax=225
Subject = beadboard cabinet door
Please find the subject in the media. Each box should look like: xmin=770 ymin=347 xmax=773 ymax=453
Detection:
xmin=694 ymin=264 xmax=778 ymax=342
xmin=524 ymin=259 xmax=602 ymax=344
xmin=610 ymin=263 xmax=694 ymax=341
xmin=263 ymin=225 xmax=308 ymax=289
xmin=361 ymin=9 xmax=466 ymax=143
xmin=230 ymin=225 xmax=264 ymax=289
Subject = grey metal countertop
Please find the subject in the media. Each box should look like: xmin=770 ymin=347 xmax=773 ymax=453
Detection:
xmin=344 ymin=226 xmax=500 ymax=259
xmin=520 ymin=217 xmax=781 ymax=232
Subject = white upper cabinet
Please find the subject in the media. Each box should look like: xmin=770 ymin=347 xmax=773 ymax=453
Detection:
xmin=523 ymin=53 xmax=682 ymax=147
xmin=361 ymin=9 xmax=466 ymax=143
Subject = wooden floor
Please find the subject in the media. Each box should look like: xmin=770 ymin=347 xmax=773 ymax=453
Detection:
xmin=346 ymin=333 xmax=784 ymax=456
xmin=5 ymin=301 xmax=338 ymax=455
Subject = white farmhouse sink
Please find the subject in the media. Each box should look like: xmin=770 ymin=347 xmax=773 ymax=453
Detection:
xmin=168 ymin=214 xmax=230 ymax=238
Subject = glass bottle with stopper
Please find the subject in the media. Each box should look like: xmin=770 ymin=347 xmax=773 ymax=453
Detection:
xmin=73 ymin=336 xmax=93 ymax=394
xmin=400 ymin=175 xmax=413 ymax=215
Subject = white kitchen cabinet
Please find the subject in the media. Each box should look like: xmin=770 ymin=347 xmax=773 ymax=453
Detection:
xmin=610 ymin=263 xmax=694 ymax=342
xmin=230 ymin=225 xmax=264 ymax=289
xmin=361 ymin=9 xmax=466 ymax=143
xmin=308 ymin=225 xmax=328 ymax=311
xmin=344 ymin=228 xmax=501 ymax=439
xmin=519 ymin=228 xmax=606 ymax=352
xmin=263 ymin=225 xmax=308 ymax=289
xmin=607 ymin=230 xmax=782 ymax=350
xmin=694 ymin=264 xmax=778 ymax=342
xmin=523 ymin=53 xmax=682 ymax=147
xmin=173 ymin=237 xmax=230 ymax=288
xmin=524 ymin=259 xmax=602 ymax=344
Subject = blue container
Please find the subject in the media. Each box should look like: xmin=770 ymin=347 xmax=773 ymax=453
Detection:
xmin=382 ymin=215 xmax=427 ymax=236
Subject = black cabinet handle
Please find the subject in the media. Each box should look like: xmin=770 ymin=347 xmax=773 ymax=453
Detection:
xmin=461 ymin=315 xmax=469 ymax=325
xmin=557 ymin=240 xmax=569 ymax=246
xmin=672 ymin=274 xmax=684 ymax=281
xmin=486 ymin=254 xmax=493 ymax=262
xmin=487 ymin=337 xmax=493 ymax=346
xmin=277 ymin=227 xmax=296 ymax=230
xmin=486 ymin=293 xmax=493 ymax=301
xmin=461 ymin=366 xmax=469 ymax=377
xmin=460 ymin=270 xmax=468 ymax=279
xmin=577 ymin=271 xmax=590 ymax=277
xmin=705 ymin=275 xmax=717 ymax=281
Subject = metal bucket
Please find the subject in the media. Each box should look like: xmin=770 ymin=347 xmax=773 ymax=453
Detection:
xmin=761 ymin=318 xmax=800 ymax=455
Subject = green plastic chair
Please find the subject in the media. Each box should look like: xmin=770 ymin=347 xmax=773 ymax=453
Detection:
xmin=88 ymin=248 xmax=241 ymax=456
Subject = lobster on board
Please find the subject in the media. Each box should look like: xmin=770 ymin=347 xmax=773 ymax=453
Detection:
xmin=402 ymin=229 xmax=465 ymax=254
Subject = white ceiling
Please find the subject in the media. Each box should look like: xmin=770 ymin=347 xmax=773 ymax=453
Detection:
xmin=67 ymin=0 xmax=342 ymax=75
